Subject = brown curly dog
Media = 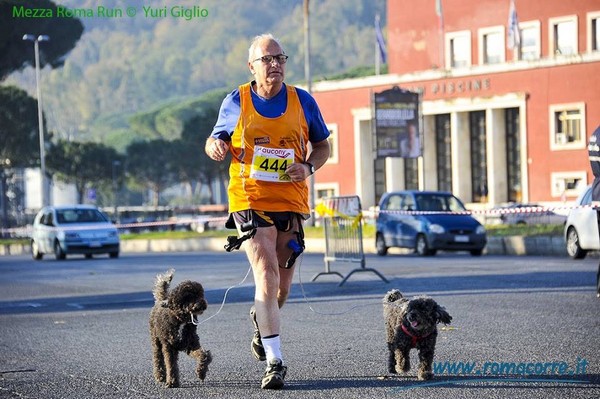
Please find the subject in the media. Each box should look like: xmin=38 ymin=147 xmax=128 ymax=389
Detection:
xmin=149 ymin=269 xmax=212 ymax=388
xmin=383 ymin=289 xmax=452 ymax=380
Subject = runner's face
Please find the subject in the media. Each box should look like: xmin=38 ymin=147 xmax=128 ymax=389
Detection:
xmin=249 ymin=40 xmax=286 ymax=86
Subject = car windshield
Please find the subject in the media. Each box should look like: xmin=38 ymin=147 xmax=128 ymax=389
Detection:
xmin=414 ymin=194 xmax=466 ymax=212
xmin=56 ymin=209 xmax=108 ymax=224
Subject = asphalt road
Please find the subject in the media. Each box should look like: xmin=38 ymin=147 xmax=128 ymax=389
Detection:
xmin=0 ymin=251 xmax=599 ymax=399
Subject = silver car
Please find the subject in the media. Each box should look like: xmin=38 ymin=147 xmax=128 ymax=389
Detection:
xmin=31 ymin=205 xmax=120 ymax=260
xmin=564 ymin=185 xmax=600 ymax=259
xmin=491 ymin=203 xmax=567 ymax=225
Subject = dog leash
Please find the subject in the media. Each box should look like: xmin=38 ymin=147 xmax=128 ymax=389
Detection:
xmin=295 ymin=253 xmax=381 ymax=316
xmin=194 ymin=263 xmax=253 ymax=327
xmin=195 ymin=249 xmax=381 ymax=326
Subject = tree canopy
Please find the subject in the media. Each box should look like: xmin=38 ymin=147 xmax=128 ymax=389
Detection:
xmin=0 ymin=85 xmax=42 ymax=168
xmin=0 ymin=0 xmax=84 ymax=80
xmin=46 ymin=140 xmax=124 ymax=203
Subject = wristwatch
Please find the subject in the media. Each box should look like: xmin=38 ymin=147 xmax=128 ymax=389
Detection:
xmin=304 ymin=162 xmax=315 ymax=175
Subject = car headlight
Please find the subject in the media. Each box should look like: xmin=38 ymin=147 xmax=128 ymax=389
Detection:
xmin=429 ymin=224 xmax=445 ymax=234
xmin=476 ymin=225 xmax=486 ymax=234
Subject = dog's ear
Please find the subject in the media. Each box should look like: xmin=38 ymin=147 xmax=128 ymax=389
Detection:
xmin=436 ymin=305 xmax=452 ymax=324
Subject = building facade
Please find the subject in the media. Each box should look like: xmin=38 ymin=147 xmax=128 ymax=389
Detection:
xmin=311 ymin=0 xmax=600 ymax=211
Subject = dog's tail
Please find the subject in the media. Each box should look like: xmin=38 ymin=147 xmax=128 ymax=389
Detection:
xmin=383 ymin=289 xmax=404 ymax=304
xmin=153 ymin=268 xmax=175 ymax=302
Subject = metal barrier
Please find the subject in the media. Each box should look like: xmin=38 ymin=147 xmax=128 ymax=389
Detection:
xmin=313 ymin=195 xmax=388 ymax=286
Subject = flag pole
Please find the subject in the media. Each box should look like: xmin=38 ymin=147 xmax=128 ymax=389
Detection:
xmin=375 ymin=40 xmax=380 ymax=75
xmin=436 ymin=0 xmax=444 ymax=68
xmin=375 ymin=13 xmax=386 ymax=75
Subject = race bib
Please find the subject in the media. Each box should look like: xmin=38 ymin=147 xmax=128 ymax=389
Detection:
xmin=250 ymin=146 xmax=294 ymax=182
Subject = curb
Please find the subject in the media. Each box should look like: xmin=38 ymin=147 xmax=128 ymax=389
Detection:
xmin=1 ymin=235 xmax=568 ymax=257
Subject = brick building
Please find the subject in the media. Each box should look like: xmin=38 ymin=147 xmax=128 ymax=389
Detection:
xmin=311 ymin=0 xmax=600 ymax=211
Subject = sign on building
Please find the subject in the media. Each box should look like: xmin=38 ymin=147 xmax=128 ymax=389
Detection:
xmin=373 ymin=86 xmax=421 ymax=158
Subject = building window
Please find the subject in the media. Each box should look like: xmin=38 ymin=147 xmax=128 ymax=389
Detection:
xmin=435 ymin=114 xmax=452 ymax=192
xmin=519 ymin=20 xmax=541 ymax=60
xmin=549 ymin=103 xmax=586 ymax=150
xmin=315 ymin=183 xmax=339 ymax=200
xmin=470 ymin=111 xmax=487 ymax=203
xmin=505 ymin=108 xmax=522 ymax=203
xmin=325 ymin=123 xmax=339 ymax=164
xmin=587 ymin=12 xmax=600 ymax=53
xmin=551 ymin=172 xmax=587 ymax=198
xmin=446 ymin=31 xmax=471 ymax=69
xmin=478 ymin=26 xmax=504 ymax=65
xmin=549 ymin=16 xmax=578 ymax=56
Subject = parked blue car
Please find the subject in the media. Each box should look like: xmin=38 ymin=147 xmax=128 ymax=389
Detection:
xmin=375 ymin=190 xmax=487 ymax=256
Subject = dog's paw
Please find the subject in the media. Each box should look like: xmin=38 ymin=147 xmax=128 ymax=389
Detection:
xmin=196 ymin=350 xmax=212 ymax=381
xmin=418 ymin=371 xmax=434 ymax=381
xmin=396 ymin=364 xmax=410 ymax=374
xmin=165 ymin=380 xmax=180 ymax=388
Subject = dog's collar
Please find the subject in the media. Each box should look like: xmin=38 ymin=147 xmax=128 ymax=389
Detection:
xmin=401 ymin=324 xmax=432 ymax=348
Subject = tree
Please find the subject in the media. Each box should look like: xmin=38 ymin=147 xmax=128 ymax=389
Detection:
xmin=127 ymin=88 xmax=229 ymax=205
xmin=46 ymin=140 xmax=124 ymax=204
xmin=126 ymin=139 xmax=177 ymax=207
xmin=0 ymin=0 xmax=84 ymax=79
xmin=0 ymin=85 xmax=43 ymax=230
xmin=176 ymin=89 xmax=229 ymax=204
xmin=0 ymin=85 xmax=41 ymax=168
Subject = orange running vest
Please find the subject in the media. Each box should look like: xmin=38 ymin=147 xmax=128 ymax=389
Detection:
xmin=227 ymin=82 xmax=310 ymax=214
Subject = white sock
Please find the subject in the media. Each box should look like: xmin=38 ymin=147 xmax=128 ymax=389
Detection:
xmin=262 ymin=335 xmax=283 ymax=364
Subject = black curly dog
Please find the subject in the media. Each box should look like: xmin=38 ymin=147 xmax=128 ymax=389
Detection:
xmin=149 ymin=269 xmax=212 ymax=387
xmin=383 ymin=289 xmax=452 ymax=380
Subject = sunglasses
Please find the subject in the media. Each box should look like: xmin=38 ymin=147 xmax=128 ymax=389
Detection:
xmin=252 ymin=54 xmax=289 ymax=64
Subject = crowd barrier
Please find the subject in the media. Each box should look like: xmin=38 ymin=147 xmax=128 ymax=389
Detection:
xmin=313 ymin=195 xmax=389 ymax=286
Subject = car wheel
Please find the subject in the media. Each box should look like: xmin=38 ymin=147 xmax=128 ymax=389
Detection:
xmin=566 ymin=227 xmax=587 ymax=259
xmin=54 ymin=240 xmax=67 ymax=260
xmin=109 ymin=251 xmax=119 ymax=259
xmin=596 ymin=263 xmax=600 ymax=298
xmin=31 ymin=240 xmax=43 ymax=260
xmin=375 ymin=234 xmax=388 ymax=256
xmin=416 ymin=235 xmax=434 ymax=256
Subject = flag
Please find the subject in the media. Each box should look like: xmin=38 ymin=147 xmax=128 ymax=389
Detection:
xmin=375 ymin=14 xmax=387 ymax=64
xmin=507 ymin=0 xmax=520 ymax=49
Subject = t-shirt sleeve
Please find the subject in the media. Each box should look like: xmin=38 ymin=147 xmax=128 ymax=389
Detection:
xmin=296 ymin=88 xmax=330 ymax=143
xmin=210 ymin=89 xmax=241 ymax=142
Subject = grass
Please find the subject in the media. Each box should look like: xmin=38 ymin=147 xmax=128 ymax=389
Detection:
xmin=0 ymin=222 xmax=564 ymax=246
xmin=484 ymin=223 xmax=564 ymax=237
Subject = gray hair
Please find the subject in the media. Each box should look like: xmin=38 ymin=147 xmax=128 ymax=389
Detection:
xmin=248 ymin=33 xmax=284 ymax=62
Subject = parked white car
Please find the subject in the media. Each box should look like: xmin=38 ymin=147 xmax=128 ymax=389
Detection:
xmin=31 ymin=205 xmax=120 ymax=260
xmin=564 ymin=185 xmax=600 ymax=259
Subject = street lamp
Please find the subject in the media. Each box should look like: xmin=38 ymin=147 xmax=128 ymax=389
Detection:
xmin=22 ymin=34 xmax=50 ymax=207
